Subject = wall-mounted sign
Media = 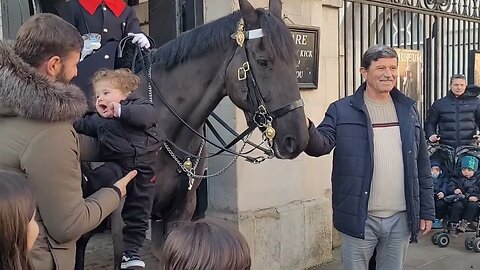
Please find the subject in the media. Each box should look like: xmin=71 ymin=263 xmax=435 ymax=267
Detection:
xmin=468 ymin=50 xmax=480 ymax=86
xmin=289 ymin=26 xmax=319 ymax=90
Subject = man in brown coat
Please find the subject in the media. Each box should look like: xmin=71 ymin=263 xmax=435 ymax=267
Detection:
xmin=0 ymin=14 xmax=136 ymax=269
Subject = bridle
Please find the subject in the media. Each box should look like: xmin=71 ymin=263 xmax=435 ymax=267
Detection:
xmin=230 ymin=18 xmax=304 ymax=151
xmin=132 ymin=16 xmax=304 ymax=188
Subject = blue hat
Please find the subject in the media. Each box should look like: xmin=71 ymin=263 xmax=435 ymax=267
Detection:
xmin=461 ymin=156 xmax=479 ymax=172
xmin=430 ymin=160 xmax=441 ymax=168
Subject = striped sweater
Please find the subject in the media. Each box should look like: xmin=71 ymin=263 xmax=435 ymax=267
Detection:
xmin=364 ymin=94 xmax=406 ymax=218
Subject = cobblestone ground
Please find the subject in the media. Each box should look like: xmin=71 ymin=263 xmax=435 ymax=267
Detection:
xmin=85 ymin=232 xmax=160 ymax=270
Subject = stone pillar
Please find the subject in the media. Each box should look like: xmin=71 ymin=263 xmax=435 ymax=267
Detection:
xmin=0 ymin=2 xmax=3 ymax=39
xmin=204 ymin=0 xmax=342 ymax=269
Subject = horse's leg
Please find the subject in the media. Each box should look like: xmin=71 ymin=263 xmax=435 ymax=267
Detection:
xmin=111 ymin=198 xmax=125 ymax=270
xmin=151 ymin=218 xmax=165 ymax=261
xmin=75 ymin=233 xmax=91 ymax=270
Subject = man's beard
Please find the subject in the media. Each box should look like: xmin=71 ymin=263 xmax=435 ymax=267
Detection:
xmin=56 ymin=65 xmax=71 ymax=84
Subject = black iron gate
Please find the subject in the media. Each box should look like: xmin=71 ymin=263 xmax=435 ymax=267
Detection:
xmin=341 ymin=0 xmax=480 ymax=118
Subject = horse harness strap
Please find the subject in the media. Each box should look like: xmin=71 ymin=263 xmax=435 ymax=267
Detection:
xmin=133 ymin=41 xmax=273 ymax=164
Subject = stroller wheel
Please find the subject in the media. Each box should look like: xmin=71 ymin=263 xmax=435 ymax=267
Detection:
xmin=465 ymin=235 xmax=476 ymax=250
xmin=431 ymin=232 xmax=442 ymax=245
xmin=473 ymin=238 xmax=480 ymax=252
xmin=437 ymin=233 xmax=450 ymax=248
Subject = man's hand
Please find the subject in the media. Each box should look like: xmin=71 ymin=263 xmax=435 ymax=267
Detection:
xmin=469 ymin=196 xmax=479 ymax=202
xmin=437 ymin=192 xmax=445 ymax=199
xmin=454 ymin=188 xmax=463 ymax=195
xmin=429 ymin=134 xmax=440 ymax=143
xmin=420 ymin=219 xmax=433 ymax=235
xmin=112 ymin=102 xmax=121 ymax=118
xmin=113 ymin=170 xmax=137 ymax=198
xmin=306 ymin=116 xmax=310 ymax=128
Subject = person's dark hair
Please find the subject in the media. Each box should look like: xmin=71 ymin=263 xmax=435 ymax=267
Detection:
xmin=163 ymin=218 xmax=251 ymax=270
xmin=361 ymin=44 xmax=398 ymax=70
xmin=14 ymin=13 xmax=83 ymax=68
xmin=0 ymin=171 xmax=36 ymax=270
xmin=450 ymin=74 xmax=467 ymax=84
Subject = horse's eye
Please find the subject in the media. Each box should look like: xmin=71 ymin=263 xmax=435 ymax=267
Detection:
xmin=257 ymin=59 xmax=268 ymax=67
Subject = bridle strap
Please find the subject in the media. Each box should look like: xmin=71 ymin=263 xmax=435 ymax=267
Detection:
xmin=135 ymin=44 xmax=272 ymax=161
xmin=270 ymin=99 xmax=305 ymax=118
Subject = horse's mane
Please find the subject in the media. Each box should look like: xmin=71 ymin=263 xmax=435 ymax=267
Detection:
xmin=150 ymin=9 xmax=296 ymax=71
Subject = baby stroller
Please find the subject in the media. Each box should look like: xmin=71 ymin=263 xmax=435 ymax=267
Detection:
xmin=431 ymin=145 xmax=480 ymax=249
xmin=464 ymin=201 xmax=480 ymax=252
xmin=428 ymin=143 xmax=455 ymax=248
xmin=428 ymin=143 xmax=455 ymax=176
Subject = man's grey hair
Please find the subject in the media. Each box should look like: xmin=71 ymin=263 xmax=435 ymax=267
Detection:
xmin=361 ymin=45 xmax=398 ymax=70
xmin=450 ymin=74 xmax=466 ymax=84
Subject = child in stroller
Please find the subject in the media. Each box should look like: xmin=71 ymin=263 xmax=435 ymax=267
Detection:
xmin=428 ymin=143 xmax=455 ymax=229
xmin=446 ymin=154 xmax=480 ymax=233
xmin=453 ymin=146 xmax=480 ymax=252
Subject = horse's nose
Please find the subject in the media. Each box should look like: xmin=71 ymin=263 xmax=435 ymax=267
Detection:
xmin=282 ymin=135 xmax=298 ymax=154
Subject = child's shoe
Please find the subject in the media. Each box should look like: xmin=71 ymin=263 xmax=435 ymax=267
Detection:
xmin=432 ymin=218 xmax=443 ymax=229
xmin=121 ymin=251 xmax=145 ymax=269
xmin=457 ymin=220 xmax=469 ymax=233
xmin=450 ymin=222 xmax=459 ymax=237
xmin=468 ymin=221 xmax=478 ymax=230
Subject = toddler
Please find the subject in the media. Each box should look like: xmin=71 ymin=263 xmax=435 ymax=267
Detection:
xmin=74 ymin=68 xmax=161 ymax=269
xmin=446 ymin=155 xmax=480 ymax=233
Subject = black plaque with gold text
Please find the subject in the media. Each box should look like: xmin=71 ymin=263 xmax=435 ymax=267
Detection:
xmin=289 ymin=26 xmax=319 ymax=89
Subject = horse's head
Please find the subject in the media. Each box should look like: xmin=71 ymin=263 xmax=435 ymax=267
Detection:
xmin=225 ymin=0 xmax=309 ymax=159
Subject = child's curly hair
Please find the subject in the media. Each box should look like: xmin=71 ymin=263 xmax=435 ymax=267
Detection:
xmin=92 ymin=68 xmax=140 ymax=94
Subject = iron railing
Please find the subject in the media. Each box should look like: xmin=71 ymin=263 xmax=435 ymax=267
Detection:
xmin=341 ymin=0 xmax=480 ymax=119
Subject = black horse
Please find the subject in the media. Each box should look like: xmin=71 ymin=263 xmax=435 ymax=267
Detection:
xmin=76 ymin=0 xmax=309 ymax=268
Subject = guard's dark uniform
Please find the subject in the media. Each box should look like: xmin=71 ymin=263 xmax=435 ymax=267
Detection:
xmin=60 ymin=0 xmax=141 ymax=44
xmin=59 ymin=0 xmax=143 ymax=110
xmin=74 ymin=92 xmax=161 ymax=255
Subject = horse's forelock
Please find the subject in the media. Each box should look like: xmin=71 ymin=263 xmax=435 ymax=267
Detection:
xmin=257 ymin=9 xmax=296 ymax=64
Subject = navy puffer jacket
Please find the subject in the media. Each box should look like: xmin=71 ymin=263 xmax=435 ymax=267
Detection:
xmin=305 ymin=83 xmax=435 ymax=242
xmin=424 ymin=86 xmax=480 ymax=148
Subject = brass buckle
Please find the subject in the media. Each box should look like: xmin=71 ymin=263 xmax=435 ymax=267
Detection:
xmin=237 ymin=62 xmax=250 ymax=81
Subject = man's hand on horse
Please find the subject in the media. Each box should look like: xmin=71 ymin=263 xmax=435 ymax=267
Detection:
xmin=128 ymin=32 xmax=150 ymax=49
xmin=114 ymin=170 xmax=137 ymax=198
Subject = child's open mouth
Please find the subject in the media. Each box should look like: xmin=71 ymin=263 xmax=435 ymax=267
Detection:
xmin=98 ymin=104 xmax=108 ymax=113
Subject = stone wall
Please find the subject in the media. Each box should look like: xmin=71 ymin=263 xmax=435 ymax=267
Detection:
xmin=0 ymin=2 xmax=3 ymax=39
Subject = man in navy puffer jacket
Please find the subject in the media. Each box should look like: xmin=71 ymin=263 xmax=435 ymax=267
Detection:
xmin=305 ymin=45 xmax=434 ymax=270
xmin=425 ymin=75 xmax=480 ymax=148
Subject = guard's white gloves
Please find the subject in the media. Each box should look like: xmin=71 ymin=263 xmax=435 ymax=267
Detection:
xmin=128 ymin=32 xmax=150 ymax=49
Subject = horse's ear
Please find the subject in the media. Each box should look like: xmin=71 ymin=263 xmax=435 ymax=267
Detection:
xmin=239 ymin=0 xmax=259 ymax=28
xmin=269 ymin=0 xmax=283 ymax=19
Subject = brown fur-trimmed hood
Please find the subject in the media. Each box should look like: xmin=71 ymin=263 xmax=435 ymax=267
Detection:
xmin=0 ymin=40 xmax=86 ymax=122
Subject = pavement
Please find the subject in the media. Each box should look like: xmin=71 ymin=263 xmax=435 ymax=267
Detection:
xmin=318 ymin=230 xmax=480 ymax=270
xmin=85 ymin=229 xmax=480 ymax=270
